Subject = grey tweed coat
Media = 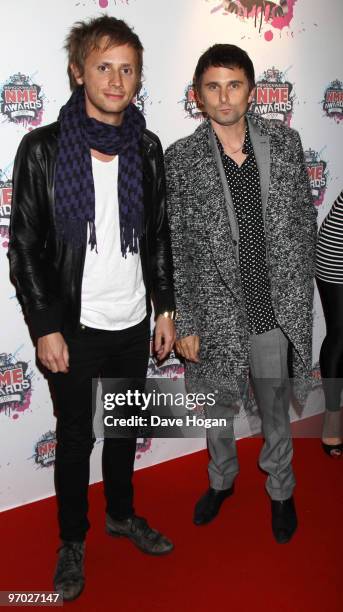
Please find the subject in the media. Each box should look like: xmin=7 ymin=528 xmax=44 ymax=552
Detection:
xmin=165 ymin=113 xmax=317 ymax=392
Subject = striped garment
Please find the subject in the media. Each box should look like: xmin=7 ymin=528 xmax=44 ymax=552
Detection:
xmin=316 ymin=190 xmax=343 ymax=283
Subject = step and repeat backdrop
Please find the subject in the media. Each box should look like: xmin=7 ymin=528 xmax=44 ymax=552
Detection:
xmin=0 ymin=0 xmax=342 ymax=511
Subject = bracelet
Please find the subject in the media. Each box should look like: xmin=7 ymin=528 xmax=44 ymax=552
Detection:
xmin=160 ymin=310 xmax=176 ymax=320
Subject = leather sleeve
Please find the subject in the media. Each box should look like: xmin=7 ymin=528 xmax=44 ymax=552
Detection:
xmin=7 ymin=133 xmax=63 ymax=339
xmin=148 ymin=134 xmax=175 ymax=315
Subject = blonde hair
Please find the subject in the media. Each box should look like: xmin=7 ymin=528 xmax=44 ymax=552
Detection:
xmin=65 ymin=15 xmax=143 ymax=90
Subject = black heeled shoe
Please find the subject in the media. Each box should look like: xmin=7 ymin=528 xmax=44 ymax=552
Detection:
xmin=321 ymin=441 xmax=343 ymax=458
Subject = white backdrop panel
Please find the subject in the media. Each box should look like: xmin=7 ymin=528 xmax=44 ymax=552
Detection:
xmin=0 ymin=0 xmax=342 ymax=511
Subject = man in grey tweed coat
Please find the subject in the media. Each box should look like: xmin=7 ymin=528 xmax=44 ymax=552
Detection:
xmin=165 ymin=44 xmax=317 ymax=543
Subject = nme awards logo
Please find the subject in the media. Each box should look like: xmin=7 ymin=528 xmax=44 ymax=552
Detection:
xmin=133 ymin=85 xmax=148 ymax=115
xmin=147 ymin=353 xmax=184 ymax=379
xmin=147 ymin=335 xmax=184 ymax=380
xmin=305 ymin=149 xmax=328 ymax=207
xmin=211 ymin=1 xmax=297 ymax=41
xmin=0 ymin=169 xmax=12 ymax=247
xmin=136 ymin=340 xmax=185 ymax=460
xmin=0 ymin=73 xmax=44 ymax=128
xmin=323 ymin=80 xmax=343 ymax=123
xmin=0 ymin=353 xmax=32 ymax=418
xmin=33 ymin=431 xmax=56 ymax=468
xmin=183 ymin=83 xmax=203 ymax=121
xmin=250 ymin=67 xmax=294 ymax=125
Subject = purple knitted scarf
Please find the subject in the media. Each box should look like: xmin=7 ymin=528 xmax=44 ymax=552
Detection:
xmin=54 ymin=86 xmax=146 ymax=256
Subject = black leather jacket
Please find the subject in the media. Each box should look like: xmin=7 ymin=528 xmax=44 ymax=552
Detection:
xmin=8 ymin=122 xmax=175 ymax=339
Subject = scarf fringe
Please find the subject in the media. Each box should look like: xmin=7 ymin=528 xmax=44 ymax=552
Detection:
xmin=55 ymin=217 xmax=87 ymax=249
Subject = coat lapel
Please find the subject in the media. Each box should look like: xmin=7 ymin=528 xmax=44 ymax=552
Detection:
xmin=247 ymin=115 xmax=271 ymax=222
xmin=188 ymin=121 xmax=242 ymax=301
xmin=208 ymin=127 xmax=239 ymax=259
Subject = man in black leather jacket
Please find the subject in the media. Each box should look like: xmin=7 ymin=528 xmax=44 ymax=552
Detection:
xmin=8 ymin=16 xmax=175 ymax=601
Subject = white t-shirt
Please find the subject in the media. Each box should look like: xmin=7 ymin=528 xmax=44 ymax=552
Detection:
xmin=80 ymin=155 xmax=146 ymax=330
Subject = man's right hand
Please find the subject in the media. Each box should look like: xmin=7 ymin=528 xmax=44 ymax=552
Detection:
xmin=37 ymin=332 xmax=69 ymax=373
xmin=175 ymin=335 xmax=200 ymax=363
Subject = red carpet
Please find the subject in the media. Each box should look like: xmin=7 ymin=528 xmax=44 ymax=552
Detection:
xmin=1 ymin=438 xmax=342 ymax=611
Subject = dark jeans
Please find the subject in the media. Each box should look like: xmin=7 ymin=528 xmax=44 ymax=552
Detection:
xmin=49 ymin=316 xmax=150 ymax=542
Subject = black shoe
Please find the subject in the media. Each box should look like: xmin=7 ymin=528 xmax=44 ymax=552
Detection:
xmin=193 ymin=486 xmax=234 ymax=526
xmin=271 ymin=496 xmax=297 ymax=544
xmin=106 ymin=514 xmax=174 ymax=555
xmin=322 ymin=441 xmax=343 ymax=458
xmin=53 ymin=541 xmax=85 ymax=601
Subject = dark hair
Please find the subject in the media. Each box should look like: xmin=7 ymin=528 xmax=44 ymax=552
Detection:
xmin=193 ymin=44 xmax=255 ymax=92
xmin=65 ymin=15 xmax=144 ymax=91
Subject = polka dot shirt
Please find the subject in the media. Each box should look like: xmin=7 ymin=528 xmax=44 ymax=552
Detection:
xmin=216 ymin=126 xmax=277 ymax=335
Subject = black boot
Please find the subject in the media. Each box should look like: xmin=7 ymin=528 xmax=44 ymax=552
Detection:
xmin=54 ymin=541 xmax=85 ymax=601
xmin=193 ymin=486 xmax=234 ymax=525
xmin=271 ymin=496 xmax=297 ymax=543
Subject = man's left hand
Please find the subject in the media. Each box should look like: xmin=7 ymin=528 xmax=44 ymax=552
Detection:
xmin=154 ymin=315 xmax=176 ymax=361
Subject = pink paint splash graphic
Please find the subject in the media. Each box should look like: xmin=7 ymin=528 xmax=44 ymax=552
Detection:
xmin=136 ymin=438 xmax=152 ymax=460
xmin=10 ymin=390 xmax=32 ymax=417
xmin=271 ymin=0 xmax=296 ymax=29
xmin=98 ymin=0 xmax=129 ymax=7
xmin=315 ymin=192 xmax=325 ymax=208
xmin=211 ymin=1 xmax=298 ymax=40
xmin=0 ymin=227 xmax=9 ymax=249
xmin=28 ymin=109 xmax=44 ymax=128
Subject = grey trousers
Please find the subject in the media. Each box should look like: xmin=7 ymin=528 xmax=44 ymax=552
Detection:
xmin=207 ymin=327 xmax=295 ymax=501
